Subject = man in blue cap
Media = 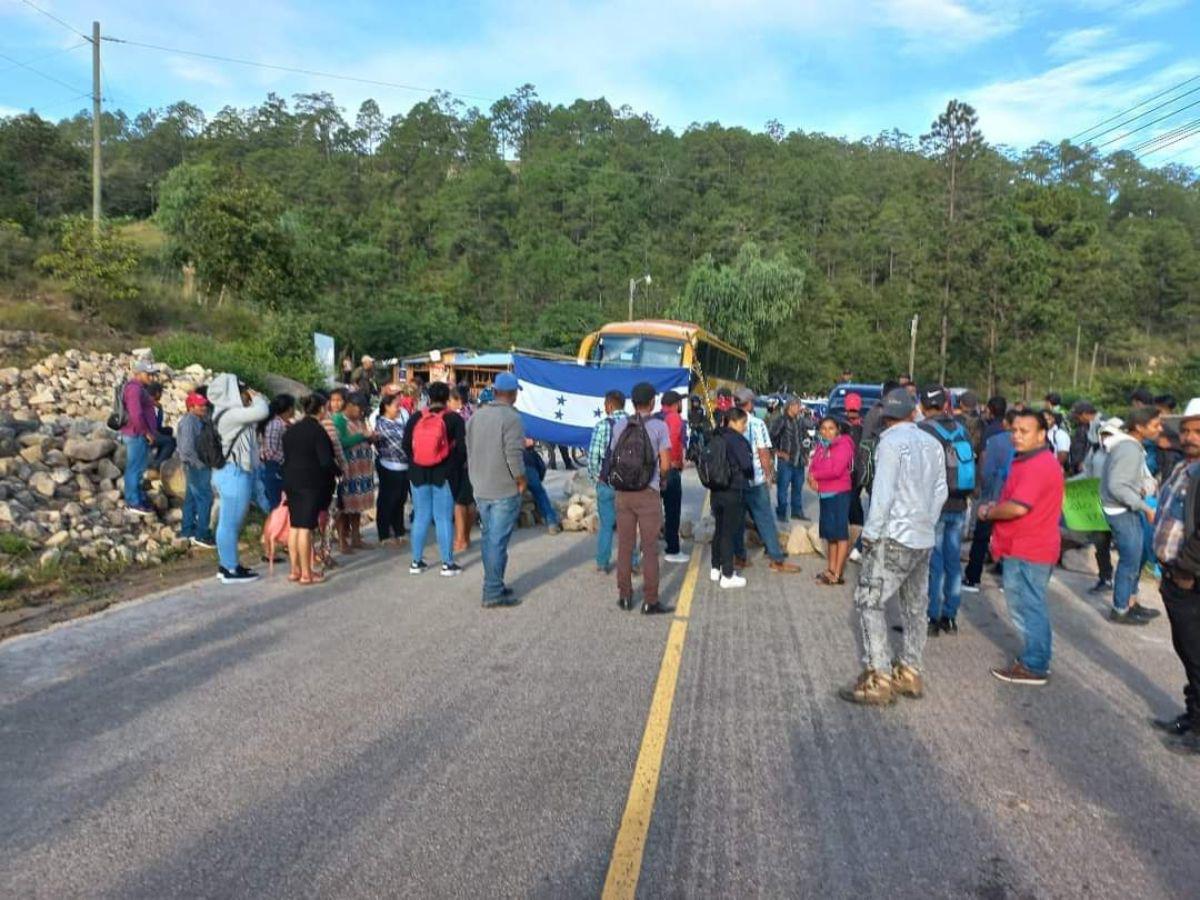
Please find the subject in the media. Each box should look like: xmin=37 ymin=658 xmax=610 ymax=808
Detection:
xmin=466 ymin=372 xmax=527 ymax=608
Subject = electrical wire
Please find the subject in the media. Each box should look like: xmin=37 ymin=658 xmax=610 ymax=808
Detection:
xmin=12 ymin=0 xmax=91 ymax=41
xmin=1129 ymin=116 xmax=1200 ymax=154
xmin=1078 ymin=82 xmax=1200 ymax=146
xmin=1092 ymin=95 xmax=1200 ymax=150
xmin=0 ymin=39 xmax=88 ymax=76
xmin=0 ymin=47 xmax=88 ymax=93
xmin=102 ymin=35 xmax=497 ymax=105
xmin=1138 ymin=124 xmax=1200 ymax=158
xmin=1070 ymin=72 xmax=1200 ymax=142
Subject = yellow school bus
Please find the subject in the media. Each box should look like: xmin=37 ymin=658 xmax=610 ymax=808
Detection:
xmin=576 ymin=320 xmax=748 ymax=403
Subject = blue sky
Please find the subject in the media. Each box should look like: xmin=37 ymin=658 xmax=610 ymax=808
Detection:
xmin=2 ymin=0 xmax=1199 ymax=166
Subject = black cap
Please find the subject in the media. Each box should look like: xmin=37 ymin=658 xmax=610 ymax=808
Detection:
xmin=918 ymin=384 xmax=947 ymax=410
xmin=661 ymin=390 xmax=682 ymax=407
xmin=631 ymin=382 xmax=656 ymax=407
xmin=1070 ymin=400 xmax=1097 ymax=415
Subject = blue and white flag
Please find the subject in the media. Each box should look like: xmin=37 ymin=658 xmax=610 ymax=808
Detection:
xmin=513 ymin=355 xmax=690 ymax=448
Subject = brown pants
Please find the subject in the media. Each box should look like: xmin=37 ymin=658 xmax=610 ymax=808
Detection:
xmin=616 ymin=488 xmax=663 ymax=605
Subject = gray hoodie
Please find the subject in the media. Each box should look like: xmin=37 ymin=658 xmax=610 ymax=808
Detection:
xmin=1100 ymin=430 xmax=1153 ymax=516
xmin=207 ymin=373 xmax=269 ymax=473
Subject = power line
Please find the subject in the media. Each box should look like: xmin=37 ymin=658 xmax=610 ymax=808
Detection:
xmin=1139 ymin=124 xmax=1200 ymax=159
xmin=1129 ymin=116 xmax=1200 ymax=154
xmin=1078 ymin=82 xmax=1200 ymax=146
xmin=1070 ymin=71 xmax=1200 ymax=142
xmin=1093 ymin=95 xmax=1200 ymax=150
xmin=12 ymin=0 xmax=91 ymax=41
xmin=0 ymin=47 xmax=88 ymax=94
xmin=0 ymin=39 xmax=88 ymax=76
xmin=102 ymin=35 xmax=498 ymax=106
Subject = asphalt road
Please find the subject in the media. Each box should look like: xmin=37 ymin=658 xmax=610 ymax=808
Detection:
xmin=1 ymin=471 xmax=1197 ymax=899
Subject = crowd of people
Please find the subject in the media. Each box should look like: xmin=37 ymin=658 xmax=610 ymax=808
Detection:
xmin=113 ymin=359 xmax=1200 ymax=755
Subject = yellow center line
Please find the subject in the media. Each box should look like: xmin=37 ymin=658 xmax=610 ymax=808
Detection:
xmin=602 ymin=500 xmax=706 ymax=899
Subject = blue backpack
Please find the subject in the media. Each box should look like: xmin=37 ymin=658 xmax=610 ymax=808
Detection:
xmin=929 ymin=420 xmax=976 ymax=496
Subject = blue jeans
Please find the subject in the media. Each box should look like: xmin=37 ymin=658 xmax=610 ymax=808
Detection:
xmin=259 ymin=460 xmax=284 ymax=511
xmin=928 ymin=509 xmax=966 ymax=621
xmin=1001 ymin=558 xmax=1053 ymax=675
xmin=151 ymin=433 xmax=176 ymax=466
xmin=121 ymin=434 xmax=150 ymax=507
xmin=734 ymin=483 xmax=786 ymax=563
xmin=1105 ymin=509 xmax=1144 ymax=613
xmin=411 ymin=481 xmax=455 ymax=565
xmin=181 ymin=464 xmax=213 ymax=541
xmin=478 ymin=494 xmax=521 ymax=600
xmin=775 ymin=459 xmax=806 ymax=519
xmin=596 ymin=482 xmax=637 ymax=569
xmin=212 ymin=465 xmax=254 ymax=571
xmin=525 ymin=464 xmax=559 ymax=526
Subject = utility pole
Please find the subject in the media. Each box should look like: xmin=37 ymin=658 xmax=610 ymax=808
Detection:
xmin=1072 ymin=324 xmax=1082 ymax=388
xmin=908 ymin=313 xmax=919 ymax=381
xmin=91 ymin=21 xmax=101 ymax=233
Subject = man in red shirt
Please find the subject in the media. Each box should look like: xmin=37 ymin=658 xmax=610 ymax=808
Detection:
xmin=658 ymin=391 xmax=689 ymax=564
xmin=977 ymin=409 xmax=1065 ymax=685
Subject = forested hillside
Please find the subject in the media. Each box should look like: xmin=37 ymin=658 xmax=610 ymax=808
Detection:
xmin=1 ymin=86 xmax=1198 ymax=398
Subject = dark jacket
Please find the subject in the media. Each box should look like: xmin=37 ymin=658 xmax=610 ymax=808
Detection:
xmin=282 ymin=416 xmax=339 ymax=494
xmin=716 ymin=427 xmax=754 ymax=492
xmin=402 ymin=406 xmax=467 ymax=488
xmin=769 ymin=413 xmax=806 ymax=465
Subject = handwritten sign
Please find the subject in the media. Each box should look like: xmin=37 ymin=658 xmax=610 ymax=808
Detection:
xmin=1062 ymin=477 xmax=1109 ymax=533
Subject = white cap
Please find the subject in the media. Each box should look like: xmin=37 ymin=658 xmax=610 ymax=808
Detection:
xmin=1098 ymin=416 xmax=1125 ymax=437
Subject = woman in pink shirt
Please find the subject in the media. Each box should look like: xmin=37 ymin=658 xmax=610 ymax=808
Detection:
xmin=808 ymin=417 xmax=855 ymax=585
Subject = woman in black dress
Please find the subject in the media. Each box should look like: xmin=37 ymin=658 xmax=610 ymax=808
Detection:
xmin=283 ymin=392 xmax=339 ymax=584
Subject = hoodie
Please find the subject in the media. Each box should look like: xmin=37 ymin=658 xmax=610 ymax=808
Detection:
xmin=808 ymin=433 xmax=855 ymax=494
xmin=1100 ymin=430 xmax=1154 ymax=516
xmin=207 ymin=373 xmax=269 ymax=473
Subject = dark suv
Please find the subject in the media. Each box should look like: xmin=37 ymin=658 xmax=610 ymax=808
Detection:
xmin=826 ymin=383 xmax=883 ymax=419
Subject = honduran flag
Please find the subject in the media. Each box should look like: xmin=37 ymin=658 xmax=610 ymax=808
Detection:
xmin=512 ymin=355 xmax=690 ymax=448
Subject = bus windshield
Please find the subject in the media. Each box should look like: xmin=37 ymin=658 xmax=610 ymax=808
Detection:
xmin=591 ymin=335 xmax=685 ymax=368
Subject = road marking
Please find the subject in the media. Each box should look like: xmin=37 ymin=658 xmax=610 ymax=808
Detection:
xmin=602 ymin=540 xmax=702 ymax=899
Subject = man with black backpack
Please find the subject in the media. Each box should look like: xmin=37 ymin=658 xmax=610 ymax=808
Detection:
xmin=918 ymin=385 xmax=976 ymax=636
xmin=1152 ymin=397 xmax=1200 ymax=755
xmin=609 ymin=382 xmax=673 ymax=614
xmin=176 ymin=390 xmax=216 ymax=549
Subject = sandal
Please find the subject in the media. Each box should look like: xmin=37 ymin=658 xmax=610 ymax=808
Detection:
xmin=299 ymin=573 xmax=327 ymax=585
xmin=816 ymin=570 xmax=841 ymax=585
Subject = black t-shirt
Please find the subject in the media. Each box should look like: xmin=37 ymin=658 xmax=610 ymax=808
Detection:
xmin=401 ymin=407 xmax=467 ymax=488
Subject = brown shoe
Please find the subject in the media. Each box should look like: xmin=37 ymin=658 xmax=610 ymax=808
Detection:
xmin=734 ymin=555 xmax=751 ymax=569
xmin=990 ymin=660 xmax=1048 ymax=686
xmin=837 ymin=669 xmax=895 ymax=706
xmin=769 ymin=559 xmax=802 ymax=574
xmin=892 ymin=663 xmax=924 ymax=699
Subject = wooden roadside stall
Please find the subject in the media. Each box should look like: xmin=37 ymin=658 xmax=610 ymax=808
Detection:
xmin=401 ymin=349 xmax=513 ymax=390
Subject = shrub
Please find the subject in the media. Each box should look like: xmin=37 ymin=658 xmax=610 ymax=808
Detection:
xmin=0 ymin=533 xmax=31 ymax=556
xmin=37 ymin=217 xmax=140 ymax=314
xmin=154 ymin=332 xmax=322 ymax=392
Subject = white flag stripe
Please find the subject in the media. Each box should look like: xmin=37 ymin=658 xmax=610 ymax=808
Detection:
xmin=516 ymin=379 xmax=690 ymax=430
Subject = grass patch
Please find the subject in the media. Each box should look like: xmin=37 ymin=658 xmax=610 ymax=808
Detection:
xmin=0 ymin=298 xmax=84 ymax=339
xmin=0 ymin=534 xmax=32 ymax=556
xmin=153 ymin=332 xmax=322 ymax=392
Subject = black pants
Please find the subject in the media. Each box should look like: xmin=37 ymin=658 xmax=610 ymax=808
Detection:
xmin=1162 ymin=577 xmax=1200 ymax=722
xmin=662 ymin=469 xmax=682 ymax=555
xmin=848 ymin=489 xmax=864 ymax=527
xmin=1092 ymin=532 xmax=1114 ymax=581
xmin=376 ymin=465 xmax=410 ymax=540
xmin=711 ymin=489 xmax=743 ymax=578
xmin=965 ymin=519 xmax=992 ymax=584
xmin=546 ymin=445 xmax=575 ymax=470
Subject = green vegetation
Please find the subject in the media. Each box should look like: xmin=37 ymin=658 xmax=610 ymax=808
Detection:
xmin=1 ymin=89 xmax=1198 ymax=401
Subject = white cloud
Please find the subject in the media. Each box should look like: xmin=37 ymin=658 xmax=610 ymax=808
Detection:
xmin=1046 ymin=26 xmax=1113 ymax=59
xmin=1072 ymin=0 xmax=1186 ymax=17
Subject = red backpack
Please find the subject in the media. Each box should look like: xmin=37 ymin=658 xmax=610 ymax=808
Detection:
xmin=412 ymin=409 xmax=451 ymax=467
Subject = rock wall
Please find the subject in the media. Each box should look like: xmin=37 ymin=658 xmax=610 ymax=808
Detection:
xmin=0 ymin=349 xmax=213 ymax=575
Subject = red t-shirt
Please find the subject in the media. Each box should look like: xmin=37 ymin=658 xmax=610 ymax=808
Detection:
xmin=991 ymin=448 xmax=1064 ymax=565
xmin=660 ymin=408 xmax=686 ymax=468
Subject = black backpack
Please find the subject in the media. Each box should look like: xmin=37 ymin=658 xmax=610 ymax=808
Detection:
xmin=106 ymin=380 xmax=129 ymax=431
xmin=697 ymin=431 xmax=732 ymax=490
xmin=608 ymin=415 xmax=656 ymax=492
xmin=853 ymin=436 xmax=877 ymax=491
xmin=195 ymin=410 xmax=244 ymax=470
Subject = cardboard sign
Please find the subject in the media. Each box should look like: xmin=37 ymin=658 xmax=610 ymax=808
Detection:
xmin=1062 ymin=477 xmax=1109 ymax=533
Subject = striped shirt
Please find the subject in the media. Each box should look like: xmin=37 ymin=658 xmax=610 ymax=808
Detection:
xmin=375 ymin=412 xmax=410 ymax=470
xmin=261 ymin=416 xmax=287 ymax=464
xmin=1154 ymin=460 xmax=1199 ymax=565
xmin=588 ymin=410 xmax=627 ymax=483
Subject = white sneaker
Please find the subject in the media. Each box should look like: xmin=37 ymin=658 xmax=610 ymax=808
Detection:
xmin=710 ymin=567 xmax=721 ymax=582
xmin=665 ymin=552 xmax=690 ymax=564
xmin=848 ymin=548 xmax=862 ymax=563
xmin=719 ymin=573 xmax=747 ymax=590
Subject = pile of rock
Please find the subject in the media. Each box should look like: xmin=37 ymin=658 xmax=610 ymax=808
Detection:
xmin=0 ymin=349 xmax=213 ymax=578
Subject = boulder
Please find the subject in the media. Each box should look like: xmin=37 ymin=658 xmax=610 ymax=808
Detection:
xmin=44 ymin=530 xmax=70 ymax=548
xmin=18 ymin=445 xmax=43 ymax=465
xmin=159 ymin=457 xmax=188 ymax=499
xmin=63 ymin=437 xmax=117 ymax=462
xmin=30 ymin=472 xmax=56 ymax=498
xmin=97 ymin=458 xmax=122 ymax=481
xmin=806 ymin=522 xmax=825 ymax=558
xmin=566 ymin=503 xmax=586 ymax=523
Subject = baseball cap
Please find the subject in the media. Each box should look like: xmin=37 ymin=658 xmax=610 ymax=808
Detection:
xmin=1098 ymin=416 xmax=1125 ymax=437
xmin=631 ymin=382 xmax=656 ymax=406
xmin=133 ymin=359 xmax=159 ymax=374
xmin=1070 ymin=400 xmax=1097 ymax=416
xmin=918 ymin=384 xmax=947 ymax=410
xmin=733 ymin=387 xmax=756 ymax=405
xmin=493 ymin=372 xmax=520 ymax=392
xmin=844 ymin=392 xmax=863 ymax=412
xmin=958 ymin=390 xmax=979 ymax=410
xmin=661 ymin=390 xmax=682 ymax=407
xmin=185 ymin=392 xmax=207 ymax=408
xmin=880 ymin=388 xmax=916 ymax=420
